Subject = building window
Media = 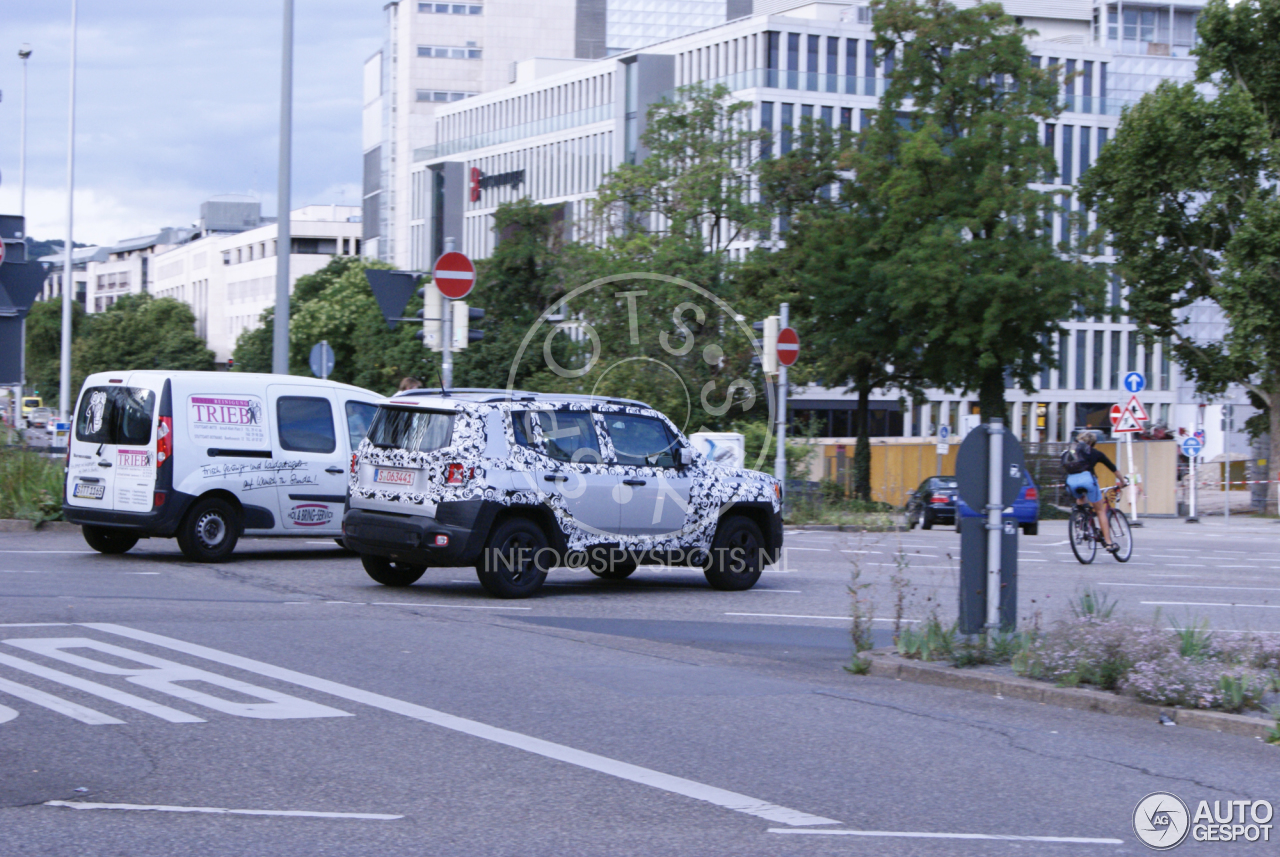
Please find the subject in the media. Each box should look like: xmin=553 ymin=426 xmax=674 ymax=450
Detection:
xmin=760 ymin=102 xmax=774 ymax=159
xmin=418 ymin=3 xmax=482 ymax=13
xmin=418 ymin=45 xmax=482 ymax=60
xmin=781 ymin=103 xmax=794 ymax=153
xmin=416 ymin=90 xmax=476 ymax=102
xmin=765 ymin=31 xmax=780 ymax=87
xmin=787 ymin=32 xmax=800 ymax=88
xmin=1110 ymin=331 xmax=1121 ymax=389
xmin=1075 ymin=330 xmax=1087 ymax=390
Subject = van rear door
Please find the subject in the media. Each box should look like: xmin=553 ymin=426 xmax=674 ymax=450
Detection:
xmin=267 ymin=384 xmax=346 ymax=534
xmin=68 ymin=381 xmax=158 ymax=512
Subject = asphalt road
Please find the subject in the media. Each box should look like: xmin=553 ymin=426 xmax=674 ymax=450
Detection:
xmin=0 ymin=519 xmax=1276 ymax=856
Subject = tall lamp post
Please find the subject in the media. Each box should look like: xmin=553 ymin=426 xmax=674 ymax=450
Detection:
xmin=59 ymin=2 xmax=78 ymax=421
xmin=272 ymin=0 xmax=293 ymax=374
xmin=18 ymin=43 xmax=30 ymax=218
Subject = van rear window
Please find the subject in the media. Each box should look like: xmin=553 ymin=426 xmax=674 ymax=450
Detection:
xmin=75 ymin=386 xmax=155 ymax=445
xmin=367 ymin=407 xmax=454 ymax=452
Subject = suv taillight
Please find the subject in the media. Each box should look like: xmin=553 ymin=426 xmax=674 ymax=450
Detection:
xmin=350 ymin=453 xmax=358 ymax=475
xmin=156 ymin=416 xmax=173 ymax=466
xmin=445 ymin=463 xmax=472 ymax=485
xmin=1025 ymin=487 xmax=1038 ymax=501
xmin=930 ymin=495 xmax=948 ymax=503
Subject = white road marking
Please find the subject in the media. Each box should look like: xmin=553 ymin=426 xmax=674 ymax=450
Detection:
xmin=368 ymin=603 xmax=532 ymax=610
xmin=785 ymin=547 xmax=830 ymax=552
xmin=1020 ymin=559 xmax=1048 ymax=562
xmin=1101 ymin=582 xmax=1280 ymax=593
xmin=0 ymin=623 xmax=70 ymax=627
xmin=1046 ymin=540 xmax=1070 ymax=546
xmin=749 ymin=590 xmax=802 ymax=594
xmin=767 ymin=829 xmax=1122 ymax=844
xmin=841 ymin=550 xmax=882 ymax=554
xmin=0 ymin=651 xmax=205 ymax=723
xmin=0 ymin=675 xmax=124 ymax=725
xmin=1143 ymin=601 xmax=1280 ymax=609
xmin=84 ymin=624 xmax=840 ymax=827
xmin=725 ymin=613 xmax=847 ymax=621
xmin=44 ymin=801 xmax=402 ymax=820
xmin=0 ymin=550 xmax=95 ymax=554
xmin=1149 ymin=574 xmax=1194 ymax=578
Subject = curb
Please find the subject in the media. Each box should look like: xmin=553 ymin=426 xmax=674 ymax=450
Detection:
xmin=0 ymin=519 xmax=78 ymax=533
xmin=865 ymin=650 xmax=1275 ymax=742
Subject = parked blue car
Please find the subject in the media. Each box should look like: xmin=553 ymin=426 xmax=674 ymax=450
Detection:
xmin=954 ymin=467 xmax=1040 ymax=535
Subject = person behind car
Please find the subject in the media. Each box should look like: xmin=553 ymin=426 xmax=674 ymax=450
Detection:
xmin=1063 ymin=430 xmax=1127 ymax=552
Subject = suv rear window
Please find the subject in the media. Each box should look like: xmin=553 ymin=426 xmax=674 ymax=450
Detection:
xmin=75 ymin=386 xmax=155 ymax=445
xmin=367 ymin=407 xmax=454 ymax=452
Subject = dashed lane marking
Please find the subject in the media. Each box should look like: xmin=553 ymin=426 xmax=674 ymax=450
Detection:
xmin=44 ymin=801 xmax=402 ymax=820
xmin=767 ymin=829 xmax=1123 ymax=844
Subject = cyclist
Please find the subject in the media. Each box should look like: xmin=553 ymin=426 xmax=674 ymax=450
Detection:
xmin=1062 ymin=430 xmax=1127 ymax=552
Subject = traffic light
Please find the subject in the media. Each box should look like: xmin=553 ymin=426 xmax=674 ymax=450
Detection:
xmin=415 ymin=285 xmax=443 ymax=351
xmin=452 ymin=302 xmax=485 ymax=349
xmin=752 ymin=316 xmax=779 ymax=374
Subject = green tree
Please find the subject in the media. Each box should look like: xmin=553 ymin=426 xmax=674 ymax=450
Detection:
xmin=23 ymin=298 xmax=85 ymax=409
xmin=75 ymin=293 xmax=216 ymax=384
xmin=852 ymin=0 xmax=1103 ymax=419
xmin=1079 ymin=0 xmax=1280 ymax=511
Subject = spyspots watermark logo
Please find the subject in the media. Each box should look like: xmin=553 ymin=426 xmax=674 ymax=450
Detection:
xmin=1134 ymin=793 xmax=1190 ymax=850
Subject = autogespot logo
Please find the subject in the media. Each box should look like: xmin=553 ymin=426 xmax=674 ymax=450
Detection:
xmin=1134 ymin=793 xmax=1191 ymax=850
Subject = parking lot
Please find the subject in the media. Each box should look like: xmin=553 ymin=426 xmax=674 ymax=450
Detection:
xmin=0 ymin=519 xmax=1276 ymax=855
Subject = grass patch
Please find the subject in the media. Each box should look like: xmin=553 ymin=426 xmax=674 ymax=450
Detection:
xmin=0 ymin=448 xmax=65 ymax=522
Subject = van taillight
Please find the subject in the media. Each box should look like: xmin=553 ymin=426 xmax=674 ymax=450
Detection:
xmin=445 ymin=463 xmax=472 ymax=485
xmin=1025 ymin=487 xmax=1038 ymax=501
xmin=156 ymin=416 xmax=173 ymax=466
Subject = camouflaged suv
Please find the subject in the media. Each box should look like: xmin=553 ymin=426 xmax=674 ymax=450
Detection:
xmin=342 ymin=389 xmax=783 ymax=598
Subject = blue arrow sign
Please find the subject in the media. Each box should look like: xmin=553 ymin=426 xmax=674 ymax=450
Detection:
xmin=1123 ymin=372 xmax=1146 ymax=394
xmin=1181 ymin=437 xmax=1203 ymax=458
xmin=939 ymin=425 xmax=950 ymax=441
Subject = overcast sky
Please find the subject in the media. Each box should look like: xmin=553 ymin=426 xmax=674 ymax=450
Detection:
xmin=0 ymin=2 xmax=383 ymax=246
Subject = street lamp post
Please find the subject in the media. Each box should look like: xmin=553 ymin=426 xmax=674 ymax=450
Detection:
xmin=59 ymin=1 xmax=78 ymax=421
xmin=18 ymin=44 xmax=30 ymax=218
xmin=272 ymin=0 xmax=294 ymax=375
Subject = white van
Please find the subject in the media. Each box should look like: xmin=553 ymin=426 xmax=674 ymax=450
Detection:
xmin=63 ymin=371 xmax=383 ymax=562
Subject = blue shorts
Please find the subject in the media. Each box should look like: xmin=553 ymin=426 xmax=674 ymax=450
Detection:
xmin=1065 ymin=472 xmax=1101 ymax=503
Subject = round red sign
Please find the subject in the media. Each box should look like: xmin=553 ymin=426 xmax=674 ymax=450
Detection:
xmin=432 ymin=251 xmax=476 ymax=300
xmin=776 ymin=326 xmax=800 ymax=367
xmin=1109 ymin=403 xmax=1123 ymax=426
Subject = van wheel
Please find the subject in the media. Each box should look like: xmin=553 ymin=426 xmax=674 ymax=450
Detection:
xmin=703 ymin=516 xmax=765 ymax=591
xmin=361 ymin=555 xmax=425 ymax=586
xmin=82 ymin=525 xmax=138 ymax=555
xmin=176 ymin=497 xmax=241 ymax=563
xmin=475 ymin=518 xmax=550 ymax=598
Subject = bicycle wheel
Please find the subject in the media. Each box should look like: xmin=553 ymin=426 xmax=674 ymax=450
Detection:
xmin=1069 ymin=507 xmax=1097 ymax=565
xmin=1108 ymin=509 xmax=1133 ymax=562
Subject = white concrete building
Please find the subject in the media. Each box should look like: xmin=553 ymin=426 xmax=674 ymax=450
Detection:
xmin=83 ymin=228 xmax=199 ymax=314
xmin=363 ymin=0 xmax=756 ymax=268
xmin=408 ymin=0 xmax=1211 ymax=449
xmin=148 ymin=204 xmax=363 ymax=363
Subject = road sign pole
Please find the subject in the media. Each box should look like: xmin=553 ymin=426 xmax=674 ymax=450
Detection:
xmin=1127 ymin=430 xmax=1141 ymax=526
xmin=441 ymin=237 xmax=455 ymax=388
xmin=985 ymin=418 xmax=1003 ymax=640
xmin=1188 ymin=452 xmax=1199 ymax=523
xmin=320 ymin=340 xmax=328 ymax=380
xmin=774 ymin=303 xmax=788 ymax=500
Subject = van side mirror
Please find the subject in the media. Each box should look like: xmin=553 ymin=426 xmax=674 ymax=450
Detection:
xmin=678 ymin=447 xmax=694 ymax=467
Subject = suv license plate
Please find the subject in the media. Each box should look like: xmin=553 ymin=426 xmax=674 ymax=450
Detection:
xmin=374 ymin=468 xmax=415 ymax=486
xmin=73 ymin=483 xmax=106 ymax=500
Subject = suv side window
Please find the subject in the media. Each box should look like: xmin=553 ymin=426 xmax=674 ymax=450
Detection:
xmin=511 ymin=411 xmax=536 ymax=449
xmin=278 ymin=396 xmax=336 ymax=453
xmin=537 ymin=410 xmax=602 ymax=465
xmin=607 ymin=414 xmax=678 ymax=468
xmin=344 ymin=400 xmax=378 ymax=449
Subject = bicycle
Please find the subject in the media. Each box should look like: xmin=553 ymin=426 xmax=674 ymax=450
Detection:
xmin=1069 ymin=485 xmax=1132 ymax=564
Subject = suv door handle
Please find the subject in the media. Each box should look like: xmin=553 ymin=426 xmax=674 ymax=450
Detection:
xmin=622 ymin=479 xmax=646 ymax=486
xmin=97 ymin=460 xmax=112 ymax=468
xmin=325 ymin=466 xmax=344 ymax=474
xmin=543 ymin=474 xmax=566 ymax=482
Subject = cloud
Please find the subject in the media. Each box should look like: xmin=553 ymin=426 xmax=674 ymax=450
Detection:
xmin=0 ymin=2 xmax=383 ymax=246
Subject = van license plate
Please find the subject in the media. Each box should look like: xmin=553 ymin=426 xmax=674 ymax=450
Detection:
xmin=73 ymin=483 xmax=106 ymax=500
xmin=374 ymin=468 xmax=415 ymax=486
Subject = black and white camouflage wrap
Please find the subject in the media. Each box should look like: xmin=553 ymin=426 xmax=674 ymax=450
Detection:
xmin=350 ymin=401 xmax=780 ymax=553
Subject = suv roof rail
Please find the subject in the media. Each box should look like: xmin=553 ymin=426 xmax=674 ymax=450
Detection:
xmin=389 ymin=388 xmax=652 ymax=408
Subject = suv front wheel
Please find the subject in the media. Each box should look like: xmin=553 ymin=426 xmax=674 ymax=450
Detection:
xmin=703 ymin=515 xmax=765 ymax=591
xmin=476 ymin=517 xmax=551 ymax=598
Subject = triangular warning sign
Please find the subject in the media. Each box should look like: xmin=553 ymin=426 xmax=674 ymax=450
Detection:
xmin=1126 ymin=395 xmax=1149 ymax=422
xmin=1114 ymin=408 xmax=1142 ymax=433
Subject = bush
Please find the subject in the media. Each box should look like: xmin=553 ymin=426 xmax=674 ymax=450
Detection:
xmin=0 ymin=449 xmax=64 ymax=522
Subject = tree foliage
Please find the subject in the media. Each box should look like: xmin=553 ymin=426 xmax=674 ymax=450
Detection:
xmin=1079 ymin=0 xmax=1280 ymax=510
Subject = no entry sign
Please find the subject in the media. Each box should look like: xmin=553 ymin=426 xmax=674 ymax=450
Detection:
xmin=432 ymin=252 xmax=475 ymax=300
xmin=1109 ymin=404 xmax=1123 ymax=427
xmin=776 ymin=327 xmax=799 ymax=367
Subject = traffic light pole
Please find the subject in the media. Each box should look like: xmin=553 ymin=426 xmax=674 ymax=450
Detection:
xmin=985 ymin=418 xmax=1004 ymax=639
xmin=774 ymin=302 xmax=788 ymax=498
xmin=441 ymin=237 xmax=455 ymax=388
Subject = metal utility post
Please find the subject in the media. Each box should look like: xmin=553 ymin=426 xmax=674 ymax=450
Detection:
xmin=1189 ymin=452 xmax=1198 ymax=522
xmin=19 ymin=44 xmax=31 ymax=218
xmin=272 ymin=0 xmax=294 ymax=375
xmin=774 ymin=302 xmax=788 ymax=496
xmin=59 ymin=0 xmax=78 ymax=422
xmin=441 ymin=237 xmax=455 ymax=388
xmin=985 ymin=418 xmax=1004 ymax=636
xmin=1126 ymin=431 xmax=1140 ymax=525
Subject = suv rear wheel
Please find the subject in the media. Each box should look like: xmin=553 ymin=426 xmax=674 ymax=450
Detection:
xmin=476 ymin=518 xmax=551 ymax=598
xmin=176 ymin=497 xmax=241 ymax=563
xmin=82 ymin=525 xmax=139 ymax=555
xmin=361 ymin=555 xmax=426 ymax=586
xmin=703 ymin=516 xmax=765 ymax=591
